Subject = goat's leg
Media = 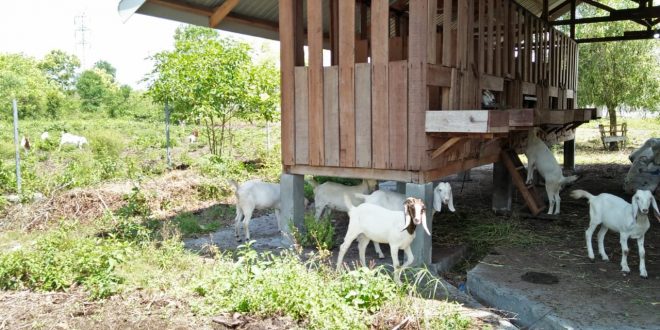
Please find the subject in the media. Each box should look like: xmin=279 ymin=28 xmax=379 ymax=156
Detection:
xmin=242 ymin=209 xmax=254 ymax=241
xmin=373 ymin=242 xmax=385 ymax=259
xmin=336 ymin=231 xmax=360 ymax=271
xmin=402 ymin=246 xmax=415 ymax=268
xmin=619 ymin=234 xmax=631 ymax=275
xmin=234 ymin=207 xmax=244 ymax=241
xmin=596 ymin=226 xmax=609 ymax=261
xmin=553 ymin=191 xmax=561 ymax=215
xmin=545 ymin=185 xmax=555 ymax=215
xmin=526 ymin=159 xmax=535 ymax=185
xmin=389 ymin=244 xmax=401 ymax=270
xmin=585 ymin=222 xmax=598 ymax=260
xmin=357 ymin=235 xmax=370 ymax=267
xmin=314 ymin=203 xmax=325 ymax=220
xmin=637 ymin=236 xmax=648 ymax=278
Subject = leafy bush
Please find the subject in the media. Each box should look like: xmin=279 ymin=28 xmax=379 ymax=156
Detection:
xmin=337 ymin=267 xmax=398 ymax=313
xmin=117 ymin=186 xmax=151 ymax=218
xmin=0 ymin=228 xmax=129 ymax=299
xmin=172 ymin=213 xmax=220 ymax=236
xmin=197 ymin=181 xmax=223 ymax=200
xmin=290 ymin=214 xmax=336 ymax=250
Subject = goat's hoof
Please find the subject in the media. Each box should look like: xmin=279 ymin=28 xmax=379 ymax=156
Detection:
xmin=640 ymin=274 xmax=648 ymax=279
xmin=622 ymin=271 xmax=630 ymax=277
xmin=378 ymin=255 xmax=385 ymax=259
xmin=589 ymin=258 xmax=595 ymax=263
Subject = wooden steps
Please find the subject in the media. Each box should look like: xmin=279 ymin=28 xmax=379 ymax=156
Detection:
xmin=500 ymin=149 xmax=546 ymax=216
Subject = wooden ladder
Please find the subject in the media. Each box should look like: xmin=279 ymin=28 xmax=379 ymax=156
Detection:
xmin=500 ymin=149 xmax=546 ymax=216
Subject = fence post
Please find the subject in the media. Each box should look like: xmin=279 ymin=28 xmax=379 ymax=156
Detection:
xmin=12 ymin=99 xmax=22 ymax=194
xmin=165 ymin=102 xmax=172 ymax=168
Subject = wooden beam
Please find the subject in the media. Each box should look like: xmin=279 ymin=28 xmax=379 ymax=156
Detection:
xmin=287 ymin=165 xmax=417 ymax=183
xmin=209 ymin=0 xmax=240 ymax=28
xmin=431 ymin=137 xmax=463 ymax=159
xmin=422 ymin=153 xmax=501 ymax=182
xmin=552 ymin=6 xmax=660 ymax=25
xmin=576 ymin=32 xmax=660 ymax=43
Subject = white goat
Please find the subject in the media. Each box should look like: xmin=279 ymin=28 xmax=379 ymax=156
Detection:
xmin=353 ymin=182 xmax=456 ymax=258
xmin=310 ymin=179 xmax=378 ymax=219
xmin=229 ymin=179 xmax=281 ymax=241
xmin=525 ymin=128 xmax=578 ymax=214
xmin=336 ymin=196 xmax=430 ymax=271
xmin=571 ymin=189 xmax=658 ymax=278
xmin=40 ymin=132 xmax=49 ymax=141
xmin=187 ymin=130 xmax=198 ymax=144
xmin=59 ymin=132 xmax=88 ymax=150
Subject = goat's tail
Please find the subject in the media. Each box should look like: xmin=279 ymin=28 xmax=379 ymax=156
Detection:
xmin=343 ymin=193 xmax=355 ymax=211
xmin=561 ymin=175 xmax=579 ymax=186
xmin=570 ymin=189 xmax=594 ymax=202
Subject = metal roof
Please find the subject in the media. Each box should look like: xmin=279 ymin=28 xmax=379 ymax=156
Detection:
xmin=119 ymin=0 xmax=659 ymax=43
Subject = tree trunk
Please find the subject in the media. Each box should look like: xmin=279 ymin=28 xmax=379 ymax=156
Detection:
xmin=607 ymin=103 xmax=618 ymax=151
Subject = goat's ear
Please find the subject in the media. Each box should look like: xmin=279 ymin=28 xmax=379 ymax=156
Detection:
xmin=632 ymin=193 xmax=639 ymax=220
xmin=403 ymin=199 xmax=412 ymax=229
xmin=651 ymin=196 xmax=660 ymax=222
xmin=447 ymin=186 xmax=456 ymax=212
xmin=433 ymin=191 xmax=442 ymax=213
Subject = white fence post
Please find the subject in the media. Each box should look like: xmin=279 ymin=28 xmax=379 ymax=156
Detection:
xmin=165 ymin=102 xmax=172 ymax=168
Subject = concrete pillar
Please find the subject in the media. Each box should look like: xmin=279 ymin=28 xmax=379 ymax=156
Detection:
xmin=492 ymin=161 xmax=513 ymax=213
xmin=396 ymin=181 xmax=406 ymax=194
xmin=406 ymin=182 xmax=434 ymax=266
xmin=280 ymin=173 xmax=305 ymax=242
xmin=564 ymin=139 xmax=575 ymax=171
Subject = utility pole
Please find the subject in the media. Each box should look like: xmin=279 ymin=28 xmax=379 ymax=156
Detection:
xmin=74 ymin=13 xmax=90 ymax=67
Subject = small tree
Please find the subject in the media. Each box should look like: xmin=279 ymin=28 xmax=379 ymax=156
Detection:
xmin=145 ymin=25 xmax=279 ymax=156
xmin=76 ymin=68 xmax=118 ymax=113
xmin=38 ymin=49 xmax=80 ymax=93
xmin=576 ymin=0 xmax=660 ymax=139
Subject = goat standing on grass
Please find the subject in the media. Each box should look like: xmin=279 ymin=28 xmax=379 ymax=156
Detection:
xmin=20 ymin=136 xmax=31 ymax=153
xmin=353 ymin=182 xmax=455 ymax=259
xmin=40 ymin=132 xmax=49 ymax=141
xmin=336 ymin=196 xmax=430 ymax=272
xmin=525 ymin=127 xmax=578 ymax=214
xmin=571 ymin=189 xmax=658 ymax=278
xmin=187 ymin=130 xmax=199 ymax=144
xmin=58 ymin=132 xmax=88 ymax=150
xmin=229 ymin=179 xmax=281 ymax=241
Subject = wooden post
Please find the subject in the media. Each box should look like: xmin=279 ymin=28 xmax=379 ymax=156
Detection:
xmin=12 ymin=99 xmax=21 ymax=194
xmin=408 ymin=0 xmax=429 ymax=170
xmin=280 ymin=0 xmax=297 ymax=166
xmin=564 ymin=139 xmax=575 ymax=171
xmin=492 ymin=160 xmax=512 ymax=213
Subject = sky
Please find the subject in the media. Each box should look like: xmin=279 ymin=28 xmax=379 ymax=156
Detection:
xmin=0 ymin=0 xmax=279 ymax=89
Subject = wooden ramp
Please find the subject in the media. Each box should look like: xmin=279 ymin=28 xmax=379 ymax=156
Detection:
xmin=500 ymin=150 xmax=546 ymax=216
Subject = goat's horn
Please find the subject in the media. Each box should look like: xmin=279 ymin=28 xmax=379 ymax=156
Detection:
xmin=421 ymin=213 xmax=431 ymax=236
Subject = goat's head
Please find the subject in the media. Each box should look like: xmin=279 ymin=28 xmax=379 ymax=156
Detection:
xmin=631 ymin=190 xmax=659 ymax=221
xmin=403 ymin=197 xmax=430 ymax=236
xmin=363 ymin=179 xmax=379 ymax=192
xmin=433 ymin=182 xmax=455 ymax=213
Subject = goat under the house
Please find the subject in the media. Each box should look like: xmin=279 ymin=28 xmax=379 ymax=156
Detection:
xmin=310 ymin=179 xmax=378 ymax=220
xmin=229 ymin=179 xmax=281 ymax=241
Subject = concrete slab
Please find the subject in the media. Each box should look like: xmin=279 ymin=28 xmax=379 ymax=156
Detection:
xmin=467 ymin=247 xmax=660 ymax=330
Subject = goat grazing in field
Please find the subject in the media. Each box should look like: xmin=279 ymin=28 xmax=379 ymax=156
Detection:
xmin=310 ymin=179 xmax=378 ymax=220
xmin=353 ymin=182 xmax=455 ymax=259
xmin=58 ymin=132 xmax=88 ymax=150
xmin=336 ymin=196 xmax=430 ymax=272
xmin=229 ymin=179 xmax=281 ymax=241
xmin=571 ymin=189 xmax=658 ymax=278
xmin=525 ymin=127 xmax=578 ymax=214
xmin=40 ymin=131 xmax=49 ymax=141
xmin=187 ymin=130 xmax=199 ymax=144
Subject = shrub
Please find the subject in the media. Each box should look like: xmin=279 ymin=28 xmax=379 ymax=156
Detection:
xmin=117 ymin=186 xmax=151 ymax=218
xmin=289 ymin=214 xmax=336 ymax=250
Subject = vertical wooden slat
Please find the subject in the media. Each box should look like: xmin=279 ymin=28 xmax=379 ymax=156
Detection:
xmin=502 ymin=0 xmax=509 ymax=77
xmin=428 ymin=0 xmax=437 ymax=64
xmin=550 ymin=30 xmax=556 ymax=87
xmin=323 ymin=66 xmax=339 ymax=167
xmin=389 ymin=61 xmax=408 ymax=170
xmin=526 ymin=12 xmax=532 ymax=82
xmin=478 ymin=0 xmax=485 ymax=73
xmin=442 ymin=0 xmax=453 ymax=66
xmin=494 ymin=0 xmax=502 ymax=77
xmin=355 ymin=63 xmax=372 ymax=168
xmin=457 ymin=0 xmax=469 ymax=71
xmin=330 ymin=0 xmax=339 ymax=66
xmin=372 ymin=0 xmax=389 ymax=169
xmin=280 ymin=0 xmax=296 ymax=165
xmin=487 ymin=0 xmax=495 ymax=74
xmin=408 ymin=0 xmax=428 ymax=170
xmin=339 ymin=0 xmax=355 ymax=167
xmin=509 ymin=3 xmax=516 ymax=78
xmin=516 ymin=8 xmax=522 ymax=80
xmin=294 ymin=67 xmax=309 ymax=164
xmin=307 ymin=0 xmax=324 ymax=166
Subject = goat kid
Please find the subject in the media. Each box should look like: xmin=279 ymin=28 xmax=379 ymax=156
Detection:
xmin=229 ymin=179 xmax=281 ymax=241
xmin=336 ymin=196 xmax=430 ymax=271
xmin=571 ymin=189 xmax=657 ymax=278
xmin=40 ymin=131 xmax=50 ymax=141
xmin=20 ymin=136 xmax=31 ymax=153
xmin=353 ymin=182 xmax=455 ymax=259
xmin=525 ymin=128 xmax=578 ymax=214
xmin=187 ymin=130 xmax=199 ymax=144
